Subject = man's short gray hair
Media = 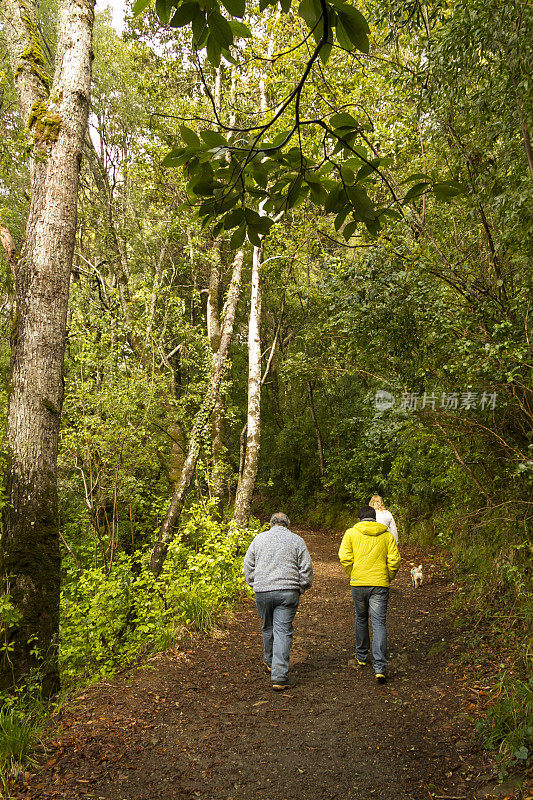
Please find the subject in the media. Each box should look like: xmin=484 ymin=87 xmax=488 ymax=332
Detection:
xmin=270 ymin=512 xmax=290 ymax=528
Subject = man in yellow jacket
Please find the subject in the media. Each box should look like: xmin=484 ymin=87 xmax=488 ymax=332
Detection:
xmin=338 ymin=505 xmax=401 ymax=684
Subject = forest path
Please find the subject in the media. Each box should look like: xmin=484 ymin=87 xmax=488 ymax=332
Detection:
xmin=15 ymin=530 xmax=513 ymax=800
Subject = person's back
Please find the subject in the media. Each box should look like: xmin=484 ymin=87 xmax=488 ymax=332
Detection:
xmin=370 ymin=495 xmax=398 ymax=543
xmin=243 ymin=513 xmax=313 ymax=691
xmin=339 ymin=505 xmax=400 ymax=684
xmin=339 ymin=519 xmax=399 ymax=587
xmin=245 ymin=525 xmax=312 ymax=593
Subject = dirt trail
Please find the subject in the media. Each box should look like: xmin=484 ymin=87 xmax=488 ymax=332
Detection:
xmin=13 ymin=529 xmax=519 ymax=800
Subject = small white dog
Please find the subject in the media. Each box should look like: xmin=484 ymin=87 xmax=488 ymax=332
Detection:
xmin=411 ymin=564 xmax=423 ymax=588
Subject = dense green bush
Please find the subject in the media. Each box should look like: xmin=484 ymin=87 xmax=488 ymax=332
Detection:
xmin=60 ymin=504 xmax=256 ymax=685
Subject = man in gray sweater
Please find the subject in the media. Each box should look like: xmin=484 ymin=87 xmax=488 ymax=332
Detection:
xmin=243 ymin=512 xmax=313 ymax=691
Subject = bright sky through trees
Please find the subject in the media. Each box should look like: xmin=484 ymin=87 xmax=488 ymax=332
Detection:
xmin=95 ymin=0 xmax=125 ymax=32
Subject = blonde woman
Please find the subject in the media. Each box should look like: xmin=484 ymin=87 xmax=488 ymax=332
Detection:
xmin=369 ymin=496 xmax=398 ymax=544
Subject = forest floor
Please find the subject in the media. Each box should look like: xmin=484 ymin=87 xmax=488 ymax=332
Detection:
xmin=11 ymin=528 xmax=533 ymax=800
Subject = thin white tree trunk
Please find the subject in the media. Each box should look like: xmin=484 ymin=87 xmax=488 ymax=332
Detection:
xmin=232 ymin=243 xmax=263 ymax=528
xmin=0 ymin=0 xmax=95 ymax=694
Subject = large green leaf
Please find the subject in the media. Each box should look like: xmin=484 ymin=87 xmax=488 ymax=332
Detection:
xmin=208 ymin=10 xmax=234 ymax=48
xmin=206 ymin=33 xmax=222 ymax=66
xmin=347 ymin=185 xmax=375 ymax=220
xmin=221 ymin=0 xmax=245 ymax=17
xmin=191 ymin=7 xmax=207 ymax=45
xmin=247 ymin=225 xmax=262 ymax=246
xmin=180 ymin=125 xmax=201 ymax=147
xmin=403 ymin=182 xmax=430 ymax=202
xmin=342 ymin=220 xmax=357 ymax=240
xmin=133 ymin=0 xmax=152 ymax=15
xmin=356 ymin=157 xmax=389 ymax=181
xmin=334 ymin=207 xmax=350 ymax=230
xmin=287 ymin=175 xmax=304 ymax=208
xmin=223 ymin=208 xmax=246 ymax=229
xmin=330 ymin=112 xmax=358 ymax=130
xmin=325 ymin=184 xmax=345 ymax=214
xmin=191 ymin=178 xmax=217 ymax=196
xmin=319 ymin=41 xmax=332 ymax=65
xmin=162 ymin=147 xmax=190 ymax=167
xmin=335 ymin=16 xmax=354 ymax=51
xmin=335 ymin=4 xmax=369 ymax=53
xmin=333 ymin=2 xmax=370 ymax=33
xmin=229 ymin=20 xmax=252 ymax=37
xmin=230 ymin=224 xmax=246 ymax=248
xmin=308 ymin=180 xmax=327 ymax=205
xmin=170 ymin=2 xmax=200 ymax=26
xmin=155 ymin=0 xmax=174 ymax=24
xmin=299 ymin=0 xmax=321 ymax=27
xmin=433 ymin=181 xmax=465 ymax=199
xmin=200 ymin=130 xmax=228 ymax=147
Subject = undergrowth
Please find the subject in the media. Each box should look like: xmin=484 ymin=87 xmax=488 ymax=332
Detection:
xmin=60 ymin=503 xmax=257 ymax=685
xmin=426 ymin=505 xmax=533 ymax=777
xmin=0 ymin=503 xmax=257 ymax=792
xmin=0 ymin=678 xmax=49 ymax=797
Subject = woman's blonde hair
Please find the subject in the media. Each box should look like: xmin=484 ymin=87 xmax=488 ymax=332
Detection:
xmin=369 ymin=495 xmax=385 ymax=511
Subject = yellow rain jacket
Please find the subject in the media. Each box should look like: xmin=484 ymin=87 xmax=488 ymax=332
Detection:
xmin=338 ymin=520 xmax=401 ymax=587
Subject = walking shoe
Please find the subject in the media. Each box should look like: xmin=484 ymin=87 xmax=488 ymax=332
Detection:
xmin=263 ymin=661 xmax=272 ymax=672
xmin=348 ymin=657 xmax=367 ymax=669
xmin=272 ymin=677 xmax=296 ymax=691
xmin=375 ymin=673 xmax=387 ymax=684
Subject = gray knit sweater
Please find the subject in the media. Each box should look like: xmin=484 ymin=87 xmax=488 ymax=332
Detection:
xmin=243 ymin=525 xmax=313 ymax=594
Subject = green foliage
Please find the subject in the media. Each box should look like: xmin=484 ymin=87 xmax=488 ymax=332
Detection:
xmin=476 ymin=677 xmax=533 ymax=771
xmin=0 ymin=593 xmax=22 ymax=662
xmin=0 ymin=677 xmax=48 ymax=793
xmin=59 ymin=503 xmax=255 ymax=685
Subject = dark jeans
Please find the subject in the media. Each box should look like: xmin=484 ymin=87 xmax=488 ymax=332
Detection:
xmin=254 ymin=589 xmax=300 ymax=683
xmin=351 ymin=586 xmax=389 ymax=674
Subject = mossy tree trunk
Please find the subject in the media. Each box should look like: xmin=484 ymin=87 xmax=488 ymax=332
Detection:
xmin=0 ymin=0 xmax=95 ymax=695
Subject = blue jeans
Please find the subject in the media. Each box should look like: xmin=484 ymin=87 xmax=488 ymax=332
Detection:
xmin=255 ymin=590 xmax=300 ymax=683
xmin=351 ymin=586 xmax=389 ymax=674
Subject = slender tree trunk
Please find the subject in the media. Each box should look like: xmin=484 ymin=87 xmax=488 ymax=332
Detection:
xmin=207 ymin=257 xmax=227 ymax=509
xmin=0 ymin=0 xmax=95 ymax=694
xmin=207 ymin=64 xmax=233 ymax=510
xmin=85 ymin=143 xmax=139 ymax=351
xmin=149 ymin=249 xmax=244 ymax=577
xmin=0 ymin=226 xmax=17 ymax=278
xmin=307 ymin=381 xmax=325 ymax=477
xmin=232 ymin=244 xmax=263 ymax=528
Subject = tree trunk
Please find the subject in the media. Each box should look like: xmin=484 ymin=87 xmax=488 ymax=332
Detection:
xmin=149 ymin=249 xmax=244 ymax=577
xmin=307 ymin=381 xmax=325 ymax=477
xmin=207 ymin=257 xmax=227 ymax=510
xmin=232 ymin=243 xmax=263 ymax=528
xmin=0 ymin=0 xmax=95 ymax=695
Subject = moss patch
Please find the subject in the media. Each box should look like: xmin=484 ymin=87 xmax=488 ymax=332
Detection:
xmin=28 ymin=101 xmax=61 ymax=144
xmin=15 ymin=12 xmax=51 ymax=91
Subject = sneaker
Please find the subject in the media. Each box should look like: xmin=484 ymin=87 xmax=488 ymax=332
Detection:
xmin=375 ymin=673 xmax=387 ymax=684
xmin=263 ymin=661 xmax=272 ymax=672
xmin=348 ymin=658 xmax=367 ymax=669
xmin=272 ymin=678 xmax=296 ymax=691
